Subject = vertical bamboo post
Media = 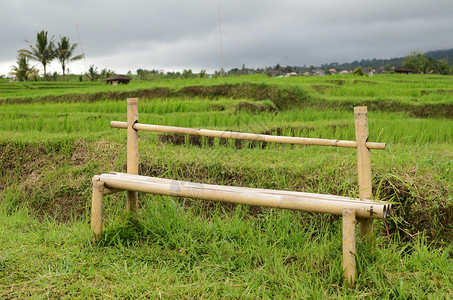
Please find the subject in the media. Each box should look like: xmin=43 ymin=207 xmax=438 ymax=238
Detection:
xmin=91 ymin=177 xmax=104 ymax=237
xmin=127 ymin=98 xmax=139 ymax=213
xmin=354 ymin=106 xmax=373 ymax=238
xmin=343 ymin=209 xmax=356 ymax=286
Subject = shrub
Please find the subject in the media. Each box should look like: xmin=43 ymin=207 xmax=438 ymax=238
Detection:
xmin=353 ymin=67 xmax=364 ymax=76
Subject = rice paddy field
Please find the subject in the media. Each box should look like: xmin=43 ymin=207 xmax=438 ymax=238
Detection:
xmin=0 ymin=74 xmax=452 ymax=298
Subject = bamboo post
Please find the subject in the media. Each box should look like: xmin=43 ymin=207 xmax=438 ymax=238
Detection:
xmin=342 ymin=209 xmax=356 ymax=286
xmin=91 ymin=177 xmax=104 ymax=237
xmin=127 ymin=98 xmax=139 ymax=213
xmin=354 ymin=106 xmax=373 ymax=238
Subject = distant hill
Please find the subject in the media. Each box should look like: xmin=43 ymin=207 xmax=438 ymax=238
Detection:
xmin=425 ymin=49 xmax=453 ymax=63
xmin=320 ymin=48 xmax=453 ymax=71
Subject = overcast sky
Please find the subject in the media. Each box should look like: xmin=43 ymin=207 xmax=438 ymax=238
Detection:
xmin=1 ymin=0 xmax=452 ymax=76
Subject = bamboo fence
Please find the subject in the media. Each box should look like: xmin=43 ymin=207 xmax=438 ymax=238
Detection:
xmin=91 ymin=98 xmax=390 ymax=285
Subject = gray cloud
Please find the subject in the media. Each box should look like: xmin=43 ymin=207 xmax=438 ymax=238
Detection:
xmin=1 ymin=0 xmax=453 ymax=75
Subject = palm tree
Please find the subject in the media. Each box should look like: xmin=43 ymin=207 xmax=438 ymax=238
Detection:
xmin=9 ymin=56 xmax=38 ymax=81
xmin=85 ymin=65 xmax=99 ymax=81
xmin=100 ymin=68 xmax=115 ymax=79
xmin=55 ymin=36 xmax=84 ymax=81
xmin=18 ymin=30 xmax=55 ymax=80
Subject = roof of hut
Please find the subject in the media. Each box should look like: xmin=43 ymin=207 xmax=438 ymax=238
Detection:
xmin=393 ymin=66 xmax=415 ymax=73
xmin=104 ymin=75 xmax=132 ymax=81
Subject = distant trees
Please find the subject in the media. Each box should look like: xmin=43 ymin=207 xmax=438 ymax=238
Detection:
xmin=353 ymin=67 xmax=364 ymax=76
xmin=320 ymin=50 xmax=452 ymax=74
xmin=100 ymin=68 xmax=115 ymax=79
xmin=55 ymin=36 xmax=84 ymax=81
xmin=85 ymin=65 xmax=99 ymax=81
xmin=403 ymin=51 xmax=451 ymax=75
xmin=136 ymin=69 xmax=148 ymax=80
xmin=321 ymin=57 xmax=404 ymax=72
xmin=402 ymin=51 xmax=427 ymax=73
xmin=18 ymin=31 xmax=55 ymax=79
xmin=15 ymin=30 xmax=84 ymax=81
xmin=10 ymin=31 xmax=453 ymax=81
xmin=223 ymin=50 xmax=452 ymax=76
xmin=182 ymin=69 xmax=193 ymax=79
xmin=9 ymin=56 xmax=39 ymax=81
xmin=435 ymin=59 xmax=450 ymax=75
xmin=82 ymin=66 xmax=114 ymax=81
xmin=136 ymin=69 xmax=164 ymax=80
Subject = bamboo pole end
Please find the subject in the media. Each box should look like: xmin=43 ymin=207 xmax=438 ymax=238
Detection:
xmin=342 ymin=208 xmax=356 ymax=218
xmin=127 ymin=98 xmax=138 ymax=104
xmin=354 ymin=106 xmax=368 ymax=114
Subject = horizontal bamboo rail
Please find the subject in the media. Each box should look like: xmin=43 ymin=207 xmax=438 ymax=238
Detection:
xmin=110 ymin=121 xmax=386 ymax=150
xmin=97 ymin=173 xmax=389 ymax=219
xmin=107 ymin=172 xmax=391 ymax=214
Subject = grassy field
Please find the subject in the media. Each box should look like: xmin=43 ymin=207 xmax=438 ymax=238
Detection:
xmin=2 ymin=73 xmax=453 ymax=105
xmin=1 ymin=74 xmax=452 ymax=298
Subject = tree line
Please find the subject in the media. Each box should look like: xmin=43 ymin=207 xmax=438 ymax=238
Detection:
xmin=9 ymin=32 xmax=453 ymax=81
xmin=10 ymin=30 xmax=84 ymax=81
xmin=227 ymin=49 xmax=453 ymax=76
xmin=402 ymin=51 xmax=451 ymax=75
xmin=321 ymin=50 xmax=453 ymax=75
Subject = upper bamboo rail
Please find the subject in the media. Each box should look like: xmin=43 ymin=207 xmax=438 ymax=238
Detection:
xmin=110 ymin=121 xmax=386 ymax=150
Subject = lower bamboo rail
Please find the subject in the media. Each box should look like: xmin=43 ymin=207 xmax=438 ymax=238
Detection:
xmin=100 ymin=172 xmax=390 ymax=219
xmin=107 ymin=172 xmax=389 ymax=207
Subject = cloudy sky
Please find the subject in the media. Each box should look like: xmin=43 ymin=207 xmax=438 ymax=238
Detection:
xmin=1 ymin=0 xmax=452 ymax=76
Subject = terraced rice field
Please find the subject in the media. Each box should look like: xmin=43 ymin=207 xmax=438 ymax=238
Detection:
xmin=0 ymin=74 xmax=452 ymax=298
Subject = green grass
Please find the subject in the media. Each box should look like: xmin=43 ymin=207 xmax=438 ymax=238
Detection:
xmin=1 ymin=199 xmax=452 ymax=298
xmin=2 ymin=74 xmax=453 ymax=106
xmin=1 ymin=97 xmax=452 ymax=144
xmin=0 ymin=75 xmax=452 ymax=298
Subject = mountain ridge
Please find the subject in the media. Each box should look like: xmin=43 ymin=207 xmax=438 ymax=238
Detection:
xmin=320 ymin=48 xmax=453 ymax=70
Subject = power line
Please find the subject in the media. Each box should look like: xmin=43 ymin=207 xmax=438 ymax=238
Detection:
xmin=218 ymin=2 xmax=224 ymax=76
xmin=76 ymin=24 xmax=87 ymax=74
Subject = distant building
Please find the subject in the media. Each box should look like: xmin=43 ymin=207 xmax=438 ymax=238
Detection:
xmin=314 ymin=69 xmax=325 ymax=76
xmin=105 ymin=75 xmax=132 ymax=85
xmin=393 ymin=66 xmax=415 ymax=74
xmin=286 ymin=72 xmax=299 ymax=77
xmin=267 ymin=69 xmax=290 ymax=77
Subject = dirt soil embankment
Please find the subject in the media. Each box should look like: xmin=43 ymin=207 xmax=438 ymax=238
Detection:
xmin=1 ymin=140 xmax=452 ymax=242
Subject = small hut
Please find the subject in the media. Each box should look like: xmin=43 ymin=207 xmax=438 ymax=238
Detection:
xmin=394 ymin=66 xmax=415 ymax=74
xmin=105 ymin=75 xmax=132 ymax=85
